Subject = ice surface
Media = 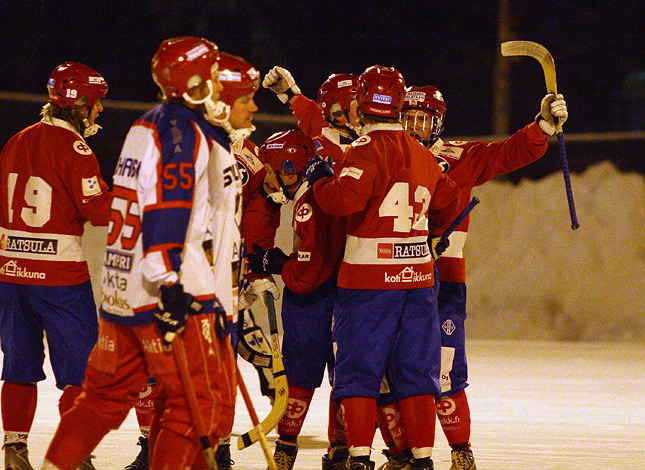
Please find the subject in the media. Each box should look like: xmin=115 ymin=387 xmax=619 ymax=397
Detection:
xmin=8 ymin=340 xmax=645 ymax=469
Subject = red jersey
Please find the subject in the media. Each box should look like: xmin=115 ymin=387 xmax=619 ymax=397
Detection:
xmin=0 ymin=118 xmax=112 ymax=286
xmin=313 ymin=123 xmax=460 ymax=290
xmin=233 ymin=139 xmax=281 ymax=251
xmin=433 ymin=122 xmax=548 ymax=282
xmin=281 ymin=183 xmax=345 ymax=294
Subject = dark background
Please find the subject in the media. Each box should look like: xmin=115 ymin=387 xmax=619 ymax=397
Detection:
xmin=1 ymin=1 xmax=643 ymax=184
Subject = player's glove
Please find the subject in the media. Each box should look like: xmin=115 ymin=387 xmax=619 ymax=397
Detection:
xmin=428 ymin=235 xmax=450 ymax=260
xmin=262 ymin=66 xmax=301 ymax=104
xmin=239 ymin=275 xmax=281 ymax=311
xmin=536 ymin=93 xmax=568 ymax=135
xmin=247 ymin=245 xmax=291 ymax=276
xmin=304 ymin=155 xmax=334 ymax=185
xmin=154 ymin=283 xmax=197 ymax=344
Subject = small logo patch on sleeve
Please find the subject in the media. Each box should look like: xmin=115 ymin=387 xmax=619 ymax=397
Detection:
xmin=297 ymin=251 xmax=311 ymax=261
xmin=73 ymin=140 xmax=93 ymax=155
xmin=339 ymin=167 xmax=363 ymax=180
xmin=82 ymin=176 xmax=102 ymax=197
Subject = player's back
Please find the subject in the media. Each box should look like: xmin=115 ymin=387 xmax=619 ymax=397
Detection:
xmin=0 ymin=120 xmax=110 ymax=285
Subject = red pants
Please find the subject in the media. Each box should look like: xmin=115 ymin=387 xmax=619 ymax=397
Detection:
xmin=45 ymin=314 xmax=237 ymax=470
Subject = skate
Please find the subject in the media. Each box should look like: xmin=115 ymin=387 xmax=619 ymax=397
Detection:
xmin=345 ymin=457 xmax=375 ymax=470
xmin=376 ymin=449 xmax=412 ymax=470
xmin=5 ymin=444 xmax=35 ymax=470
xmin=449 ymin=449 xmax=476 ymax=470
xmin=272 ymin=441 xmax=298 ymax=470
xmin=215 ymin=443 xmax=234 ymax=470
xmin=409 ymin=457 xmax=434 ymax=470
xmin=124 ymin=437 xmax=148 ymax=470
xmin=322 ymin=445 xmax=349 ymax=470
xmin=77 ymin=455 xmax=97 ymax=470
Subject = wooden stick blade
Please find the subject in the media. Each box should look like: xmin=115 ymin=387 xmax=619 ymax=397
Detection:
xmin=501 ymin=41 xmax=558 ymax=95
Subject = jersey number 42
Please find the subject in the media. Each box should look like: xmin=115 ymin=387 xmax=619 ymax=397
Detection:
xmin=379 ymin=182 xmax=430 ymax=232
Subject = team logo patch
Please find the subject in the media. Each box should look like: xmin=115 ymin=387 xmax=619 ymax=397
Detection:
xmin=436 ymin=397 xmax=456 ymax=416
xmin=339 ymin=167 xmax=364 ymax=180
xmin=82 ymin=176 xmax=102 ymax=197
xmin=373 ymin=93 xmax=392 ymax=104
xmin=295 ymin=203 xmax=313 ymax=222
xmin=73 ymin=140 xmax=92 ymax=155
xmin=351 ymin=135 xmax=371 ymax=147
xmin=442 ymin=319 xmax=456 ymax=335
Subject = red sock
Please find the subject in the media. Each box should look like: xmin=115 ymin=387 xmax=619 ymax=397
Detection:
xmin=1 ymin=382 xmax=38 ymax=442
xmin=59 ymin=386 xmax=83 ymax=416
xmin=277 ymin=383 xmax=314 ymax=440
xmin=437 ymin=390 xmax=471 ymax=447
xmin=398 ymin=394 xmax=436 ymax=450
xmin=135 ymin=380 xmax=159 ymax=436
xmin=327 ymin=393 xmax=346 ymax=447
xmin=376 ymin=403 xmax=408 ymax=454
xmin=341 ymin=397 xmax=377 ymax=449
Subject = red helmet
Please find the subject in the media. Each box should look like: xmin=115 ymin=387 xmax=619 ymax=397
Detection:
xmin=317 ymin=73 xmax=359 ymax=120
xmin=401 ymin=85 xmax=447 ymax=145
xmin=258 ymin=130 xmax=315 ymax=175
xmin=356 ymin=65 xmax=406 ymax=118
xmin=151 ymin=36 xmax=219 ymax=99
xmin=47 ymin=62 xmax=108 ymax=109
xmin=217 ymin=52 xmax=261 ymax=106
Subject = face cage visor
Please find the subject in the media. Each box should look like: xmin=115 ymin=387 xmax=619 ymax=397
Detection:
xmin=400 ymin=109 xmax=444 ymax=147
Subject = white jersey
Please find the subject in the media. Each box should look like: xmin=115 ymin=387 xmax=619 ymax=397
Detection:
xmin=100 ymin=103 xmax=242 ymax=326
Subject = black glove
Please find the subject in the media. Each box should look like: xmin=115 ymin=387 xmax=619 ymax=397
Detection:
xmin=247 ymin=245 xmax=290 ymax=275
xmin=429 ymin=235 xmax=450 ymax=260
xmin=154 ymin=283 xmax=195 ymax=344
xmin=304 ymin=155 xmax=334 ymax=185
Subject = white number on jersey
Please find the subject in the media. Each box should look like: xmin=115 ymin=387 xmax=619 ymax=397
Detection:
xmin=379 ymin=182 xmax=431 ymax=233
xmin=7 ymin=173 xmax=53 ymax=227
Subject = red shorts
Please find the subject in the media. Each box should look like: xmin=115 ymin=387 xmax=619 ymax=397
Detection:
xmin=81 ymin=314 xmax=237 ymax=443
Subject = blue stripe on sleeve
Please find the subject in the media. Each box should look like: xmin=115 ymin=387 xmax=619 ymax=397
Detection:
xmin=142 ymin=206 xmax=192 ymax=252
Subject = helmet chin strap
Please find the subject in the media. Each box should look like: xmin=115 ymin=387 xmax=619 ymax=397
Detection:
xmin=209 ymin=116 xmax=256 ymax=145
xmin=182 ymin=80 xmax=230 ymax=123
xmin=82 ymin=119 xmax=102 ymax=138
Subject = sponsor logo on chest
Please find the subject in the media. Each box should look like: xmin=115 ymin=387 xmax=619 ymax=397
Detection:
xmin=1 ymin=235 xmax=57 ymax=255
xmin=377 ymin=241 xmax=429 ymax=259
xmin=383 ymin=266 xmax=432 ymax=283
xmin=0 ymin=260 xmax=46 ymax=279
